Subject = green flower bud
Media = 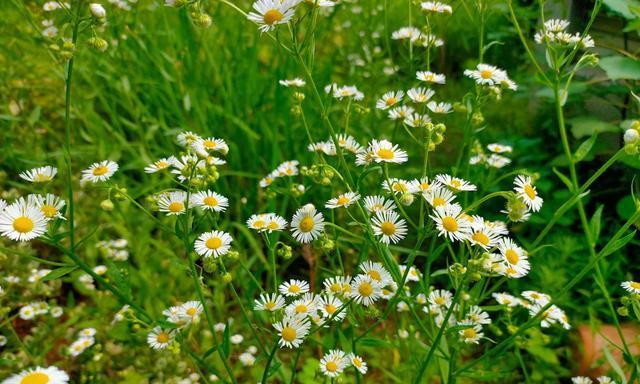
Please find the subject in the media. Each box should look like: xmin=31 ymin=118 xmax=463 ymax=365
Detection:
xmin=222 ymin=272 xmax=232 ymax=283
xmin=471 ymin=111 xmax=484 ymax=126
xmin=192 ymin=13 xmax=212 ymax=28
xmin=399 ymin=192 xmax=414 ymax=206
xmin=87 ymin=37 xmax=109 ymax=52
xmin=100 ymin=199 xmax=114 ymax=211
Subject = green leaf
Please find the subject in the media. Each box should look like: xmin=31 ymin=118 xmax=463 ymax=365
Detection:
xmin=552 ymin=167 xmax=574 ymax=191
xmin=602 ymin=230 xmax=636 ymax=257
xmin=42 ymin=265 xmax=78 ymax=282
xmin=590 ymin=205 xmax=604 ymax=245
xmin=599 ymin=56 xmax=640 ymax=80
xmin=603 ymin=0 xmax=640 ymax=19
xmin=616 ymin=195 xmax=637 ymax=220
xmin=221 ymin=323 xmax=231 ymax=357
xmin=568 ymin=117 xmax=619 ymax=139
xmin=574 ymin=134 xmax=598 ymax=163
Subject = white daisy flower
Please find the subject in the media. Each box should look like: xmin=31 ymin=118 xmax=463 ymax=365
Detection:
xmin=621 ymin=280 xmax=640 ymax=294
xmin=363 ymin=195 xmax=396 ymax=213
xmin=407 ymin=87 xmax=435 ymax=103
xmin=348 ymin=353 xmax=368 ymax=374
xmin=427 ymin=101 xmax=452 ymax=114
xmin=399 ymin=265 xmax=422 ymax=282
xmin=428 ymin=289 xmax=452 ymax=308
xmin=254 ymin=293 xmax=286 ymax=311
xmin=81 ymin=160 xmax=118 ymax=183
xmin=144 ymin=157 xmax=176 ymax=173
xmin=29 ymin=194 xmax=66 ymax=220
xmin=514 ymin=175 xmax=543 ymax=212
xmin=318 ymin=295 xmax=346 ymax=321
xmin=571 ymin=377 xmax=593 ymax=384
xmin=247 ymin=0 xmax=296 ymax=32
xmin=522 ymin=291 xmax=551 ymax=305
xmin=333 ymin=85 xmax=364 ymax=101
xmin=359 ymin=261 xmax=394 ymax=286
xmin=194 ymin=230 xmax=233 ymax=258
xmin=391 ymin=27 xmax=422 ymax=42
xmin=382 ymin=178 xmax=415 ymax=195
xmin=179 ymin=301 xmax=203 ymax=323
xmin=3 ymin=366 xmax=69 ymax=384
xmin=239 ymin=352 xmax=256 ymax=366
xmin=497 ymin=237 xmax=529 ymax=277
xmin=466 ymin=306 xmax=491 ymax=325
xmin=0 ymin=198 xmax=49 ymax=241
xmin=279 ymin=279 xmax=310 ymax=297
xmin=468 ymin=217 xmax=501 ymax=250
xmin=369 ymin=139 xmax=408 ymax=163
xmin=349 ymin=275 xmax=382 ymax=306
xmin=19 ymin=305 xmax=36 ymax=320
xmin=388 ymin=105 xmax=415 ymax=120
xmin=487 ymin=154 xmax=511 ymax=168
xmin=487 ymin=143 xmax=512 ymax=154
xmin=371 ymin=211 xmax=407 ymax=244
xmin=435 ymin=174 xmax=477 ymax=192
xmin=285 ymin=293 xmax=318 ymax=317
xmin=458 ymin=320 xmax=483 ymax=344
xmin=157 ymin=191 xmax=188 ymax=216
xmin=423 ymin=187 xmax=456 ymax=208
xmin=279 ymin=78 xmax=306 ymax=87
xmin=19 ymin=166 xmax=57 ymax=183
xmin=319 ymin=349 xmax=348 ymax=378
xmin=325 ymin=192 xmax=360 ymax=209
xmin=336 ymin=134 xmax=363 ymax=154
xmin=322 ymin=276 xmax=352 ymax=296
xmin=273 ymin=315 xmax=310 ymax=348
xmin=492 ymin=292 xmax=521 ymax=307
xmin=247 ymin=213 xmax=270 ymax=231
xmin=376 ymin=90 xmax=404 ymax=110
xmin=190 ymin=190 xmax=228 ymax=212
xmin=147 ymin=327 xmax=175 ymax=350
xmin=420 ymin=1 xmax=452 ymax=14
xmin=290 ymin=204 xmax=324 ymax=243
xmin=416 ymin=70 xmax=446 ymax=84
xmin=430 ymin=204 xmax=470 ymax=242
xmin=404 ymin=113 xmax=432 ymax=128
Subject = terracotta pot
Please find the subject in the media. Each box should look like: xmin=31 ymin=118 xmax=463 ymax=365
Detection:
xmin=575 ymin=323 xmax=640 ymax=378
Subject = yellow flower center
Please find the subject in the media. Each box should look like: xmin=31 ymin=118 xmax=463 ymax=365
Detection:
xmin=380 ymin=221 xmax=396 ymax=236
xmin=203 ymin=196 xmax=218 ymax=206
xmin=325 ymin=304 xmax=337 ymax=314
xmin=631 ymin=282 xmax=640 ymax=289
xmin=336 ymin=196 xmax=350 ymax=206
xmin=281 ymin=326 xmax=297 ymax=342
xmin=435 ymin=297 xmax=445 ymax=305
xmin=376 ymin=148 xmax=394 ymax=160
xmin=295 ymin=304 xmax=308 ymax=314
xmin=328 ymin=283 xmax=341 ymax=293
xmin=265 ymin=301 xmax=276 ymax=310
xmin=13 ymin=216 xmax=34 ymax=233
xmin=524 ymin=184 xmax=537 ymax=199
xmin=353 ymin=357 xmax=362 ymax=367
xmin=471 ymin=232 xmax=489 ymax=246
xmin=462 ymin=328 xmax=477 ymax=339
xmin=253 ymin=220 xmax=266 ymax=229
xmin=420 ymin=182 xmax=430 ymax=190
xmin=186 ymin=307 xmax=197 ymax=316
xmin=157 ymin=332 xmax=170 ymax=343
xmin=392 ymin=183 xmax=407 ymax=192
xmin=289 ymin=285 xmax=301 ymax=294
xmin=35 ymin=173 xmax=49 ymax=182
xmin=505 ymin=249 xmax=519 ymax=264
xmin=442 ymin=216 xmax=458 ymax=232
xmin=168 ymin=201 xmax=184 ymax=213
xmin=358 ymin=282 xmax=373 ymax=297
xmin=299 ymin=217 xmax=314 ymax=232
xmin=263 ymin=9 xmax=283 ymax=25
xmin=203 ymin=140 xmax=216 ymax=149
xmin=385 ymin=97 xmax=397 ymax=106
xmin=206 ymin=237 xmax=222 ymax=250
xmin=155 ymin=160 xmax=169 ymax=168
xmin=480 ymin=70 xmax=493 ymax=79
xmin=267 ymin=221 xmax=279 ymax=230
xmin=326 ymin=361 xmax=338 ymax=372
xmin=432 ymin=197 xmax=446 ymax=207
xmin=92 ymin=165 xmax=109 ymax=176
xmin=41 ymin=205 xmax=57 ymax=218
xmin=450 ymin=179 xmax=461 ymax=188
xmin=367 ymin=270 xmax=382 ymax=281
xmin=21 ymin=372 xmax=49 ymax=384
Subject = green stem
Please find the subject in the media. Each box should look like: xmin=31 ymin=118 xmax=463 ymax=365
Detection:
xmin=261 ymin=341 xmax=279 ymax=384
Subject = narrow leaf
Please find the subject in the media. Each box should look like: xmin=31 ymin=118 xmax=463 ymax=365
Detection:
xmin=42 ymin=265 xmax=78 ymax=282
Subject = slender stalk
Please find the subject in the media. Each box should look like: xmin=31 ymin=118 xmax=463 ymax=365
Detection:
xmin=261 ymin=341 xmax=279 ymax=384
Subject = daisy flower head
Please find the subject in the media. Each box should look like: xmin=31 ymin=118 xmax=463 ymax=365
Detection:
xmin=285 ymin=293 xmax=319 ymax=318
xmin=157 ymin=191 xmax=188 ymax=216
xmin=430 ymin=204 xmax=470 ymax=242
xmin=492 ymin=292 xmax=521 ymax=307
xmin=247 ymin=0 xmax=296 ymax=32
xmin=360 ymin=261 xmax=394 ymax=286
xmin=0 ymin=198 xmax=49 ymax=242
xmin=194 ymin=230 xmax=233 ymax=258
xmin=279 ymin=78 xmax=306 ymax=87
xmin=418 ymin=34 xmax=444 ymax=48
xmin=348 ymin=353 xmax=368 ymax=374
xmin=349 ymin=275 xmax=382 ymax=306
xmin=319 ymin=349 xmax=348 ymax=378
xmin=487 ymin=154 xmax=511 ymax=168
xmin=416 ymin=70 xmax=446 ymax=84
xmin=273 ymin=315 xmax=311 ymax=348
xmin=382 ymin=178 xmax=414 ymax=195
xmin=391 ymin=26 xmax=422 ymax=42
xmin=144 ymin=157 xmax=176 ymax=173
xmin=193 ymin=137 xmax=229 ymax=155
xmin=336 ymin=134 xmax=363 ymax=154
xmin=147 ymin=327 xmax=175 ymax=350
xmin=522 ymin=290 xmax=551 ymax=306
xmin=514 ymin=175 xmax=543 ymax=212
xmin=369 ymin=139 xmax=408 ymax=164
xmin=399 ymin=264 xmax=422 ymax=282
xmin=3 ymin=366 xmax=69 ymax=384
xmin=81 ymin=160 xmax=118 ymax=183
xmin=290 ymin=204 xmax=324 ymax=243
xmin=404 ymin=113 xmax=432 ymax=128
xmin=428 ymin=289 xmax=452 ymax=308
xmin=29 ymin=194 xmax=66 ymax=220
xmin=323 ymin=275 xmax=352 ymax=296
xmin=371 ymin=210 xmax=407 ymax=244
xmin=363 ymin=195 xmax=396 ymax=213
xmin=423 ymin=187 xmax=455 ymax=208
xmin=498 ymin=237 xmax=529 ymax=277
xmin=332 ymin=85 xmax=364 ymax=101
xmin=466 ymin=305 xmax=491 ymax=325
xmin=318 ymin=295 xmax=346 ymax=321
xmin=421 ymin=1 xmax=452 ymax=14
xmin=468 ymin=217 xmax=501 ymax=250
xmin=621 ymin=280 xmax=640 ymax=294
xmin=279 ymin=279 xmax=310 ymax=297
xmin=376 ymin=90 xmax=404 ymax=110
xmin=487 ymin=143 xmax=512 ymax=154
xmin=263 ymin=213 xmax=287 ymax=232
xmin=427 ymin=101 xmax=453 ymax=114
xmin=388 ymin=105 xmax=415 ymax=120
xmin=19 ymin=166 xmax=57 ymax=183
xmin=254 ymin=293 xmax=286 ymax=311
xmin=179 ymin=301 xmax=203 ymax=323
xmin=435 ymin=174 xmax=477 ymax=192
xmin=571 ymin=378 xmax=593 ymax=384
xmin=411 ymin=176 xmax=441 ymax=195
xmin=458 ymin=320 xmax=483 ymax=344
xmin=190 ymin=190 xmax=228 ymax=212
xmin=407 ymin=87 xmax=435 ymax=103
xmin=308 ymin=141 xmax=337 ymax=156
xmin=325 ymin=192 xmax=360 ymax=209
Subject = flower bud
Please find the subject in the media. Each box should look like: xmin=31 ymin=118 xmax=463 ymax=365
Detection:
xmin=89 ymin=3 xmax=106 ymax=19
xmin=399 ymin=192 xmax=414 ymax=206
xmin=88 ymin=37 xmax=109 ymax=52
xmin=222 ymin=272 xmax=232 ymax=283
xmin=192 ymin=13 xmax=212 ymax=28
xmin=100 ymin=199 xmax=114 ymax=211
xmin=624 ymin=129 xmax=639 ymax=144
